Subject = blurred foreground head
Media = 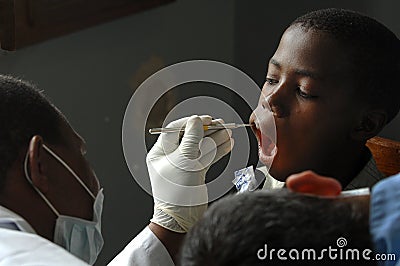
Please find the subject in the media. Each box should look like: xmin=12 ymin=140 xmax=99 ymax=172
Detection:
xmin=181 ymin=189 xmax=374 ymax=266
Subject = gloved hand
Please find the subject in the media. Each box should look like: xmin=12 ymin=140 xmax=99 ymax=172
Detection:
xmin=147 ymin=115 xmax=233 ymax=233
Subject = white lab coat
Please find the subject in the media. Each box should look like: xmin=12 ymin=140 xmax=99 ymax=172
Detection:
xmin=108 ymin=227 xmax=174 ymax=266
xmin=0 ymin=205 xmax=173 ymax=266
xmin=0 ymin=205 xmax=89 ymax=266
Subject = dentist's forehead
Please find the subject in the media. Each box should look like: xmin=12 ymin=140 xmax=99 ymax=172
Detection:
xmin=57 ymin=118 xmax=86 ymax=148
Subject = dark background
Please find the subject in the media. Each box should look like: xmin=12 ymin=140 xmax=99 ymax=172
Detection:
xmin=0 ymin=0 xmax=398 ymax=264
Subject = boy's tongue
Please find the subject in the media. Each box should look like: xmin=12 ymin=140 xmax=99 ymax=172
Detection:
xmin=253 ymin=105 xmax=277 ymax=165
xmin=260 ymin=132 xmax=277 ymax=156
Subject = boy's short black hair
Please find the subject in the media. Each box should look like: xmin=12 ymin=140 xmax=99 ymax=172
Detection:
xmin=0 ymin=75 xmax=64 ymax=190
xmin=291 ymin=8 xmax=400 ymax=123
xmin=180 ymin=190 xmax=373 ymax=266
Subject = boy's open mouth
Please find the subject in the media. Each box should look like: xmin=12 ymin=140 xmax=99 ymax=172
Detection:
xmin=251 ymin=122 xmax=277 ymax=164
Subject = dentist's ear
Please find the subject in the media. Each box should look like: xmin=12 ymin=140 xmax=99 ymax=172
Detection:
xmin=27 ymin=135 xmax=49 ymax=193
xmin=352 ymin=110 xmax=387 ymax=141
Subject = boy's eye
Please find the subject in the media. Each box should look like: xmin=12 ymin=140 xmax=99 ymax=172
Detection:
xmin=265 ymin=78 xmax=278 ymax=85
xmin=296 ymin=87 xmax=317 ymax=99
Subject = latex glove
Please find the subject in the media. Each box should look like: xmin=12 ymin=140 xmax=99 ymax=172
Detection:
xmin=148 ymin=115 xmax=233 ymax=232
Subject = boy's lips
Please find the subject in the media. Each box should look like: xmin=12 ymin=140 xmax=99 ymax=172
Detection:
xmin=252 ymin=123 xmax=277 ymax=164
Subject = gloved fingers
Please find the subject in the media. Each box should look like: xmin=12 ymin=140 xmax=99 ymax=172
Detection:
xmin=200 ymin=125 xmax=233 ymax=166
xmin=206 ymin=127 xmax=232 ymax=147
xmin=198 ymin=137 xmax=234 ymax=167
xmin=196 ymin=128 xmax=231 ymax=163
xmin=150 ymin=115 xmax=212 ymax=157
xmin=162 ymin=115 xmax=212 ymax=154
xmin=179 ymin=115 xmax=208 ymax=159
xmin=149 ymin=116 xmax=190 ymax=157
xmin=211 ymin=137 xmax=234 ymax=164
xmin=197 ymin=124 xmax=231 ymax=168
xmin=199 ymin=115 xmax=213 ymax=126
xmin=171 ymin=135 xmax=219 ymax=172
xmin=212 ymin=118 xmax=224 ymax=125
xmin=166 ymin=116 xmax=190 ymax=128
xmin=204 ymin=118 xmax=224 ymax=137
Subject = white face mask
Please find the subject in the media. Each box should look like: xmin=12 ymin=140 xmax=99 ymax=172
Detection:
xmin=24 ymin=144 xmax=104 ymax=265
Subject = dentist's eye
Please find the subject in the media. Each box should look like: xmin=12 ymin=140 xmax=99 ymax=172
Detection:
xmin=265 ymin=78 xmax=278 ymax=86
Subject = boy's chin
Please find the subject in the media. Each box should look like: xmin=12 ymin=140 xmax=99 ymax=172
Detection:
xmin=259 ymin=152 xmax=290 ymax=182
xmin=258 ymin=146 xmax=277 ymax=170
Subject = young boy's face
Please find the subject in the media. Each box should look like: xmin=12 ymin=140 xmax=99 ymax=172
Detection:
xmin=250 ymin=25 xmax=366 ymax=181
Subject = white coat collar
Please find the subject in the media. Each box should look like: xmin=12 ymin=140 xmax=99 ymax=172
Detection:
xmin=0 ymin=205 xmax=36 ymax=234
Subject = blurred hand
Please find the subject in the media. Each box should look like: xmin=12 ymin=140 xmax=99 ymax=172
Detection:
xmin=286 ymin=170 xmax=342 ymax=197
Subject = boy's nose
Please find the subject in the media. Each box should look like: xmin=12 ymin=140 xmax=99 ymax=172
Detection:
xmin=261 ymin=96 xmax=272 ymax=112
xmin=262 ymin=86 xmax=289 ymax=118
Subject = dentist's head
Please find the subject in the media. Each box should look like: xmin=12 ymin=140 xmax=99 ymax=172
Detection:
xmin=0 ymin=75 xmax=103 ymax=264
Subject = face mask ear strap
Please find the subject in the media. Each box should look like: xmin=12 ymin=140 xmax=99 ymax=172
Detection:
xmin=24 ymin=150 xmax=60 ymax=217
xmin=42 ymin=144 xmax=96 ymax=200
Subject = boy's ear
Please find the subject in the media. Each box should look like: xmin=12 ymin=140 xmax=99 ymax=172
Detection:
xmin=352 ymin=110 xmax=387 ymax=141
xmin=27 ymin=135 xmax=49 ymax=193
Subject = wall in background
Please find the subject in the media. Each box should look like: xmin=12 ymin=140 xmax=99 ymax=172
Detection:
xmin=0 ymin=0 xmax=235 ymax=264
